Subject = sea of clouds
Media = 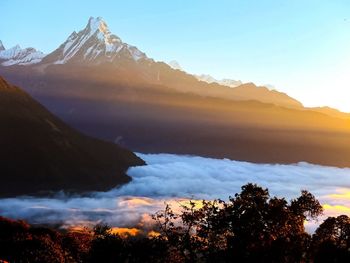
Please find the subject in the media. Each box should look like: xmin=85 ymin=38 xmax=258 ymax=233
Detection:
xmin=1 ymin=153 xmax=350 ymax=231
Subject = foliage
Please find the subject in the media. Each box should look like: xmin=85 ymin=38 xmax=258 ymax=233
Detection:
xmin=312 ymin=215 xmax=350 ymax=262
xmin=1 ymin=183 xmax=349 ymax=262
xmin=152 ymin=183 xmax=323 ymax=262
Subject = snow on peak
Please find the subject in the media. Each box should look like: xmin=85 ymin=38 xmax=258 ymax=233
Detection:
xmin=46 ymin=16 xmax=146 ymax=65
xmin=0 ymin=44 xmax=45 ymax=66
xmin=0 ymin=40 xmax=5 ymax=51
xmin=88 ymin=17 xmax=109 ymax=35
xmin=168 ymin=60 xmax=183 ymax=71
xmin=195 ymin=74 xmax=242 ymax=88
xmin=86 ymin=17 xmax=122 ymax=47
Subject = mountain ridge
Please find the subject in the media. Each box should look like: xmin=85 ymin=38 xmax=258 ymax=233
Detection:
xmin=1 ymin=17 xmax=348 ymax=114
xmin=0 ymin=44 xmax=45 ymax=66
xmin=1 ymin=17 xmax=350 ymax=167
xmin=0 ymin=76 xmax=144 ymax=197
xmin=0 ymin=17 xmax=312 ymax=110
xmin=195 ymin=73 xmax=243 ymax=88
xmin=2 ymin=60 xmax=350 ymax=167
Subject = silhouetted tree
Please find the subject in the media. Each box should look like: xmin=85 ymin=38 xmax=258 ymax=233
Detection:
xmin=313 ymin=215 xmax=350 ymax=262
xmin=153 ymin=183 xmax=323 ymax=263
xmin=87 ymin=224 xmax=127 ymax=263
xmin=3 ymin=183 xmax=347 ymax=263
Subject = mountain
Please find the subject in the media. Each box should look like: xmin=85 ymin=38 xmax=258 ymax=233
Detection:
xmin=168 ymin=60 xmax=183 ymax=71
xmin=195 ymin=74 xmax=242 ymax=88
xmin=41 ymin=17 xmax=147 ymax=65
xmin=1 ymin=17 xmax=350 ymax=167
xmin=220 ymin=79 xmax=243 ymax=88
xmin=308 ymin=106 xmax=350 ymax=120
xmin=0 ymin=40 xmax=5 ymax=51
xmin=167 ymin=61 xmax=242 ymax=89
xmin=193 ymin=74 xmax=301 ymax=108
xmin=167 ymin=61 xmax=243 ymax=88
xmin=166 ymin=62 xmax=300 ymax=108
xmin=3 ymin=63 xmax=350 ymax=167
xmin=0 ymin=76 xmax=144 ymax=197
xmin=0 ymin=43 xmax=45 ymax=66
xmin=1 ymin=17 xmax=304 ymax=109
xmin=227 ymin=82 xmax=303 ymax=108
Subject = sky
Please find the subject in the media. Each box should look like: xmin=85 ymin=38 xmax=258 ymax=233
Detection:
xmin=1 ymin=0 xmax=350 ymax=111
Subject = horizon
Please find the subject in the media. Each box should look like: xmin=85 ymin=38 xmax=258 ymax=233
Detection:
xmin=1 ymin=0 xmax=350 ymax=112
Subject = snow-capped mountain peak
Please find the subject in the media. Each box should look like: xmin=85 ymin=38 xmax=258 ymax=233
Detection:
xmin=0 ymin=40 xmax=5 ymax=51
xmin=195 ymin=74 xmax=242 ymax=88
xmin=0 ymin=43 xmax=45 ymax=66
xmin=168 ymin=60 xmax=183 ymax=71
xmin=42 ymin=16 xmax=147 ymax=65
xmin=88 ymin=17 xmax=111 ymax=37
xmin=83 ymin=17 xmax=121 ymax=46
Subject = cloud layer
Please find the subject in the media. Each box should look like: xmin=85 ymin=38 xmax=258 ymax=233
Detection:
xmin=1 ymin=153 xmax=350 ymax=230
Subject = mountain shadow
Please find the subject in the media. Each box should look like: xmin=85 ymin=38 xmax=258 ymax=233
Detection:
xmin=0 ymin=76 xmax=144 ymax=197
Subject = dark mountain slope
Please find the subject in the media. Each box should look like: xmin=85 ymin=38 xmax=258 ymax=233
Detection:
xmin=2 ymin=67 xmax=350 ymax=167
xmin=0 ymin=76 xmax=144 ymax=197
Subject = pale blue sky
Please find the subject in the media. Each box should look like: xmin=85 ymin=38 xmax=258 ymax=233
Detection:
xmin=1 ymin=0 xmax=350 ymax=111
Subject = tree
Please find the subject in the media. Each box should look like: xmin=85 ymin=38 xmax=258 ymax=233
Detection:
xmin=313 ymin=215 xmax=350 ymax=262
xmin=152 ymin=183 xmax=323 ymax=263
xmin=0 ymin=183 xmax=331 ymax=263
